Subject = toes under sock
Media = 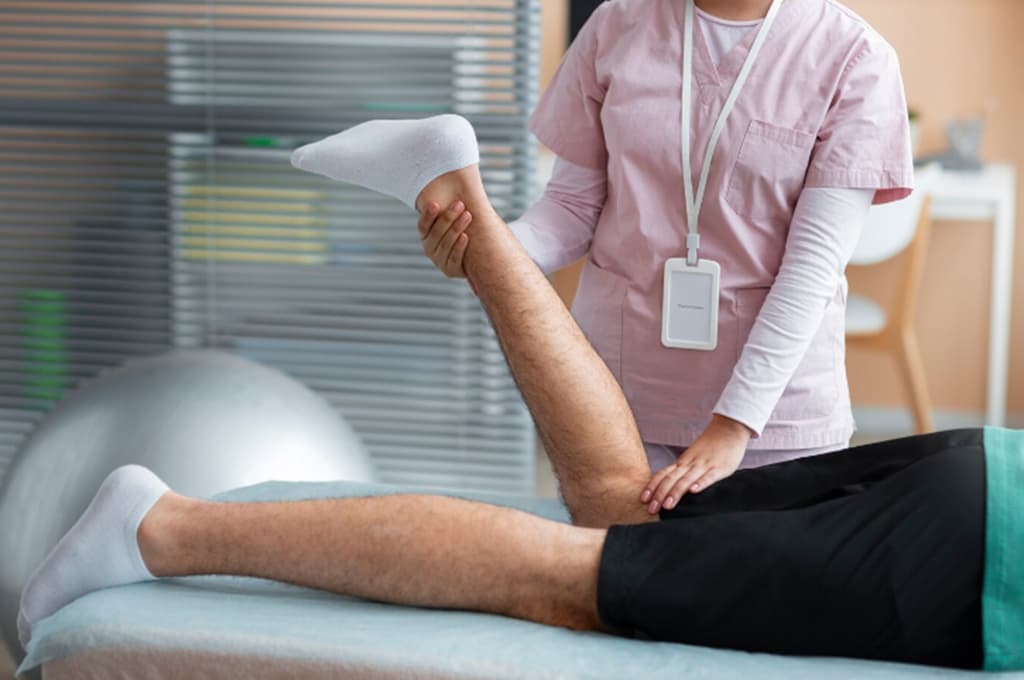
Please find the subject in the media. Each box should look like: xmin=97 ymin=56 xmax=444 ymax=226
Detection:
xmin=17 ymin=465 xmax=168 ymax=648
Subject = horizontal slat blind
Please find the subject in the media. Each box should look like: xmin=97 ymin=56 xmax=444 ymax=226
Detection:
xmin=0 ymin=0 xmax=540 ymax=494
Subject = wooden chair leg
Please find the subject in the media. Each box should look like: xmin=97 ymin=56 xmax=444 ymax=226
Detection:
xmin=898 ymin=330 xmax=934 ymax=433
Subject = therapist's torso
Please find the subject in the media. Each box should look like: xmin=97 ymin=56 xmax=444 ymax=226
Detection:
xmin=529 ymin=0 xmax=912 ymax=449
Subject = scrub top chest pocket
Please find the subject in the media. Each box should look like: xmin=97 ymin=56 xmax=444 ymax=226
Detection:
xmin=726 ymin=120 xmax=816 ymax=222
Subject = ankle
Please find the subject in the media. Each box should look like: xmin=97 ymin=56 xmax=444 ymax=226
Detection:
xmin=415 ymin=166 xmax=497 ymax=222
xmin=137 ymin=492 xmax=200 ymax=577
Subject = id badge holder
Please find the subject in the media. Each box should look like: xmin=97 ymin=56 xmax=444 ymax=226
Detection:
xmin=661 ymin=258 xmax=720 ymax=351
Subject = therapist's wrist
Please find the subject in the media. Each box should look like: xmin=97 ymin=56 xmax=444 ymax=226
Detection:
xmin=707 ymin=413 xmax=754 ymax=444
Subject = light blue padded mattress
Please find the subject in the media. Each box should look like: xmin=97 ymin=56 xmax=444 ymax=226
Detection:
xmin=17 ymin=480 xmax=1024 ymax=679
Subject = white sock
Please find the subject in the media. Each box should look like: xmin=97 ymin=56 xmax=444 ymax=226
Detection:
xmin=290 ymin=114 xmax=480 ymax=209
xmin=17 ymin=465 xmax=168 ymax=648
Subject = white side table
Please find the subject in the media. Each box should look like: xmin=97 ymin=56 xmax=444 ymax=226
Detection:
xmin=929 ymin=163 xmax=1017 ymax=426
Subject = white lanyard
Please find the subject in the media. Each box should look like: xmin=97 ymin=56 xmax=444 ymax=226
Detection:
xmin=681 ymin=0 xmax=784 ymax=265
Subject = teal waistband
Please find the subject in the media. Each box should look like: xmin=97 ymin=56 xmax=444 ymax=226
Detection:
xmin=983 ymin=426 xmax=1024 ymax=671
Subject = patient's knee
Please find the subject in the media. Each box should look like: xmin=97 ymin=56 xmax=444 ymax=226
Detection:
xmin=562 ymin=472 xmax=655 ymax=529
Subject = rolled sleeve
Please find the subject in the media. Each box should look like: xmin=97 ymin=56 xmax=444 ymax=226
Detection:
xmin=528 ymin=4 xmax=610 ymax=171
xmin=805 ymin=40 xmax=914 ymax=205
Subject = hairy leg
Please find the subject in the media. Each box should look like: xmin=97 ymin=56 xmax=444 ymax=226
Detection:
xmin=291 ymin=117 xmax=652 ymax=525
xmin=20 ymin=123 xmax=654 ymax=647
xmin=140 ymin=490 xmax=609 ymax=631
xmin=416 ymin=167 xmax=653 ymax=527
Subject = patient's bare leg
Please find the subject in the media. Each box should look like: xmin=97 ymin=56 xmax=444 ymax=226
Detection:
xmin=415 ymin=166 xmax=652 ymax=527
xmin=19 ymin=127 xmax=652 ymax=646
xmin=138 ymin=162 xmax=657 ymax=626
xmin=141 ymin=490 xmax=608 ymax=632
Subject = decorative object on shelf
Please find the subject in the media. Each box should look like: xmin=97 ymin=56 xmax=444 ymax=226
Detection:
xmin=916 ymin=101 xmax=996 ymax=172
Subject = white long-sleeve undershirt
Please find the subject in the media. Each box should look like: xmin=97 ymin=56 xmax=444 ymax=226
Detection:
xmin=713 ymin=186 xmax=873 ymax=434
xmin=509 ymin=157 xmax=606 ymax=275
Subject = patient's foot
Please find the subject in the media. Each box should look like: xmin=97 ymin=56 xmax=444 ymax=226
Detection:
xmin=290 ymin=114 xmax=480 ymax=209
xmin=17 ymin=465 xmax=168 ymax=648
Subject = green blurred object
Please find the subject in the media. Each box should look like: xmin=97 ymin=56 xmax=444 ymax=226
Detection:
xmin=244 ymin=136 xmax=296 ymax=148
xmin=20 ymin=289 xmax=64 ymax=303
xmin=18 ymin=289 xmax=67 ymax=403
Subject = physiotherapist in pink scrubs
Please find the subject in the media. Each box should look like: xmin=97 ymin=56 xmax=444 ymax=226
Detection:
xmin=428 ymin=0 xmax=914 ymax=512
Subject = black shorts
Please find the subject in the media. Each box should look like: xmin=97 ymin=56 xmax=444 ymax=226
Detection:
xmin=597 ymin=429 xmax=987 ymax=669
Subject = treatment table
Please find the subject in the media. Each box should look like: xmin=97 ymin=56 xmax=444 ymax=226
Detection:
xmin=16 ymin=481 xmax=1024 ymax=679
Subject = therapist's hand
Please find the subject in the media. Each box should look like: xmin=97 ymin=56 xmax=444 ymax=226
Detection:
xmin=417 ymin=200 xmax=471 ymax=278
xmin=641 ymin=414 xmax=752 ymax=513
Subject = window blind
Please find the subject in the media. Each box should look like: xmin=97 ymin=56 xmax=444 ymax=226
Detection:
xmin=0 ymin=0 xmax=541 ymax=494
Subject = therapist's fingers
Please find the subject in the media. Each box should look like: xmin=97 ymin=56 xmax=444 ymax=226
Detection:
xmin=649 ymin=462 xmax=699 ymax=513
xmin=641 ymin=463 xmax=678 ymax=504
xmin=657 ymin=461 xmax=708 ymax=510
xmin=446 ymin=233 xmax=469 ymax=275
xmin=688 ymin=467 xmax=726 ymax=495
xmin=433 ymin=215 xmax=471 ymax=278
xmin=432 ymin=210 xmax=471 ymax=260
xmin=421 ymin=200 xmax=464 ymax=245
xmin=419 ymin=202 xmax=468 ymax=276
xmin=417 ymin=202 xmax=442 ymax=239
xmin=642 ymin=458 xmax=695 ymax=505
xmin=662 ymin=464 xmax=718 ymax=509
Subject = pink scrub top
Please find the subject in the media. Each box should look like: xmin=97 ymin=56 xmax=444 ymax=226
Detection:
xmin=529 ymin=0 xmax=914 ymax=450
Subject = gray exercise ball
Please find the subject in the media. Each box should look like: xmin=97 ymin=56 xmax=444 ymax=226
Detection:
xmin=0 ymin=350 xmax=373 ymax=659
